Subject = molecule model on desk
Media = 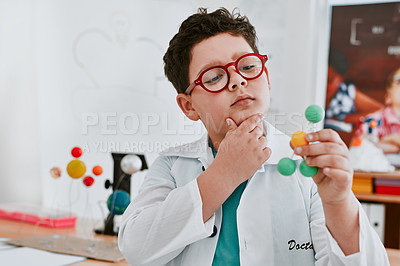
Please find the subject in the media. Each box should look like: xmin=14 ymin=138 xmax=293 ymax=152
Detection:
xmin=277 ymin=105 xmax=325 ymax=177
xmin=50 ymin=146 xmax=103 ymax=187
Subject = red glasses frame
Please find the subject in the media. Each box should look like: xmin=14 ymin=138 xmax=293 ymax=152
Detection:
xmin=185 ymin=53 xmax=268 ymax=95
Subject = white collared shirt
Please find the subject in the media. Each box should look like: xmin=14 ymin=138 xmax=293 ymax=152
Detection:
xmin=118 ymin=121 xmax=389 ymax=266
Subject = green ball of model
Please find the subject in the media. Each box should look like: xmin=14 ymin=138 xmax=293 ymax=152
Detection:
xmin=299 ymin=160 xmax=318 ymax=177
xmin=305 ymin=105 xmax=325 ymax=123
xmin=277 ymin=157 xmax=297 ymax=176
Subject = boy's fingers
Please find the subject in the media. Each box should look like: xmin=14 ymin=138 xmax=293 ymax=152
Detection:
xmin=226 ymin=118 xmax=238 ymax=133
xmin=313 ymin=168 xmax=352 ymax=187
xmin=251 ymin=120 xmax=264 ymax=137
xmin=294 ymin=142 xmax=348 ymax=157
xmin=238 ymin=113 xmax=263 ymax=133
xmin=306 ymin=129 xmax=344 ymax=145
xmin=305 ymin=155 xmax=352 ymax=172
xmin=310 ymin=168 xmax=324 ymax=183
xmin=262 ymin=147 xmax=272 ymax=162
xmin=258 ymin=135 xmax=267 ymax=146
xmin=322 ymin=168 xmax=353 ymax=188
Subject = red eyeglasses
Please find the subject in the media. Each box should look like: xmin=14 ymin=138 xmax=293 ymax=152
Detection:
xmin=185 ymin=53 xmax=268 ymax=95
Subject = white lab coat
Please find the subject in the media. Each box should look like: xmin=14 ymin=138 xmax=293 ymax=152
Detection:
xmin=118 ymin=121 xmax=389 ymax=266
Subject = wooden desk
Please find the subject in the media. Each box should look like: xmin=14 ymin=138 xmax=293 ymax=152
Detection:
xmin=1 ymin=217 xmax=399 ymax=265
xmin=387 ymin=248 xmax=400 ymax=265
xmin=0 ymin=218 xmax=129 ymax=265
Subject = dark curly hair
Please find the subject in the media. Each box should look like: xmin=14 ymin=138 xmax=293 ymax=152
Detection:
xmin=163 ymin=7 xmax=259 ymax=94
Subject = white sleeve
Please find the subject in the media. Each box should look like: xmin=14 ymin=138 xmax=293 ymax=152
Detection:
xmin=118 ymin=156 xmax=215 ymax=266
xmin=310 ymin=185 xmax=389 ymax=265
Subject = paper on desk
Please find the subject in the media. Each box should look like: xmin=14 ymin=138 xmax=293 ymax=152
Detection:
xmin=0 ymin=238 xmax=16 ymax=250
xmin=0 ymin=246 xmax=86 ymax=266
xmin=0 ymin=243 xmax=16 ymax=250
xmin=8 ymin=234 xmax=124 ymax=262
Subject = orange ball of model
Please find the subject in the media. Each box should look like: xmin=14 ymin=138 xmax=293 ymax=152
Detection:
xmin=92 ymin=165 xmax=103 ymax=176
xmin=290 ymin=131 xmax=309 ymax=147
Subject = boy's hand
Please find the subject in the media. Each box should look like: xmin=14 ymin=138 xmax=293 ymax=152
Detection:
xmin=293 ymin=129 xmax=354 ymax=204
xmin=215 ymin=113 xmax=271 ymax=186
xmin=293 ymin=129 xmax=361 ymax=255
xmin=197 ymin=113 xmax=271 ymax=222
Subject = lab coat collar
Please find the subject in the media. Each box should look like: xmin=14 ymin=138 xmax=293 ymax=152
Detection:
xmin=160 ymin=120 xmax=299 ymax=165
xmin=160 ymin=133 xmax=212 ymax=160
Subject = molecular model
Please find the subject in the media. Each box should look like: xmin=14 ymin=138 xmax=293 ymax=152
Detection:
xmin=277 ymin=105 xmax=325 ymax=177
xmin=50 ymin=146 xmax=103 ymax=187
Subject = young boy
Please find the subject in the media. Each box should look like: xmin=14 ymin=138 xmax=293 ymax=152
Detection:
xmin=367 ymin=67 xmax=400 ymax=153
xmin=118 ymin=8 xmax=389 ymax=265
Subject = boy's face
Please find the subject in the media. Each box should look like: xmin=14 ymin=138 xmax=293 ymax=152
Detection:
xmin=386 ymin=70 xmax=400 ymax=107
xmin=178 ymin=33 xmax=270 ymax=142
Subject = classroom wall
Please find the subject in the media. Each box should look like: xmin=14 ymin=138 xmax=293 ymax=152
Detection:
xmin=0 ymin=0 xmax=330 ymax=219
xmin=0 ymin=0 xmax=42 ymax=204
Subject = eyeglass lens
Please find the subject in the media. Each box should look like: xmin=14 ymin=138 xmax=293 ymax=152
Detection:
xmin=201 ymin=55 xmax=263 ymax=91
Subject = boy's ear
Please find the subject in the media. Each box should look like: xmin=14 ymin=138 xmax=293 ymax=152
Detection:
xmin=176 ymin=94 xmax=200 ymax=121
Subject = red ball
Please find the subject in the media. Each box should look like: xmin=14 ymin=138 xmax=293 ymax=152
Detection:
xmin=92 ymin=165 xmax=103 ymax=176
xmin=71 ymin=147 xmax=83 ymax=158
xmin=83 ymin=176 xmax=94 ymax=187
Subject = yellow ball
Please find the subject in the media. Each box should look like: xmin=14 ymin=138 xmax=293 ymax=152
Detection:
xmin=67 ymin=159 xmax=86 ymax=179
xmin=291 ymin=131 xmax=309 ymax=147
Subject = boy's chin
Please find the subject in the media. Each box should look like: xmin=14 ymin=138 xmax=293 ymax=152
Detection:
xmin=233 ymin=117 xmax=247 ymax=126
xmin=232 ymin=112 xmax=266 ymax=126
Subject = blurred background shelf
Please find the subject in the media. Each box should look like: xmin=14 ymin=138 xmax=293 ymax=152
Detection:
xmin=355 ymin=192 xmax=400 ymax=204
xmin=353 ymin=171 xmax=400 ymax=250
xmin=354 ymin=171 xmax=400 ymax=180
